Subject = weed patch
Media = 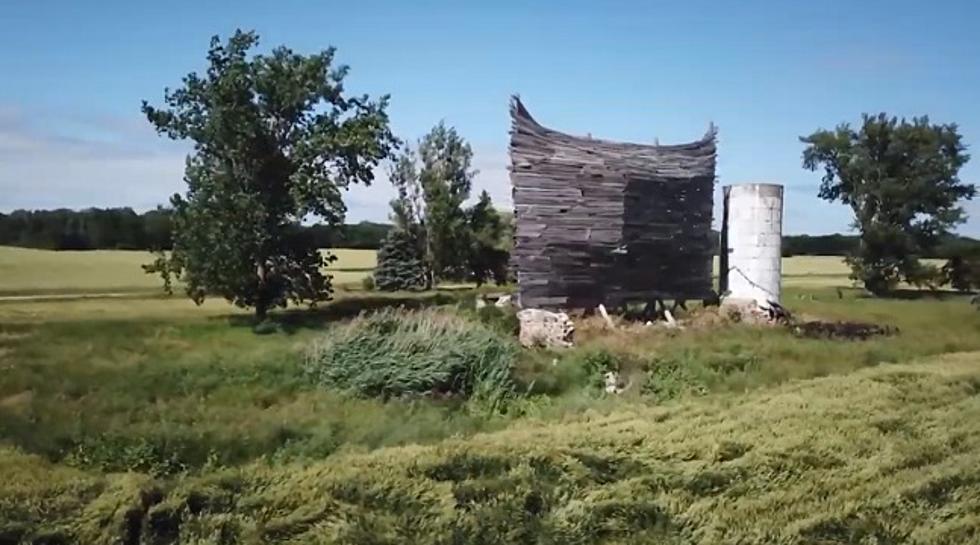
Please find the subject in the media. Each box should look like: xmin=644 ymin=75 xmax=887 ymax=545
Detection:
xmin=305 ymin=308 xmax=517 ymax=408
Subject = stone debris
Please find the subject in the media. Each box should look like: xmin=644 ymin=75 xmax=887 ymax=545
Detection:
xmin=494 ymin=294 xmax=513 ymax=308
xmin=604 ymin=371 xmax=624 ymax=394
xmin=517 ymin=309 xmax=575 ymax=348
xmin=721 ymin=298 xmax=790 ymax=325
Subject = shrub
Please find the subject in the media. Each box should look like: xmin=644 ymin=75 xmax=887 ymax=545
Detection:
xmin=942 ymin=255 xmax=980 ymax=292
xmin=361 ymin=274 xmax=376 ymax=291
xmin=473 ymin=304 xmax=520 ymax=336
xmin=305 ymin=309 xmax=517 ymax=407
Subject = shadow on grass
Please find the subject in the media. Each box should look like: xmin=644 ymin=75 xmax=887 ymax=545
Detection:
xmin=858 ymin=288 xmax=974 ymax=301
xmin=218 ymin=291 xmax=467 ymax=333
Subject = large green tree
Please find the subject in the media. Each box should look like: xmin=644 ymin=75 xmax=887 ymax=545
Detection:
xmin=801 ymin=114 xmax=974 ymax=294
xmin=142 ymin=30 xmax=396 ymax=319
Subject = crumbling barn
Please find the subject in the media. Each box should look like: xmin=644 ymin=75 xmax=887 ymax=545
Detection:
xmin=509 ymin=97 xmax=717 ymax=309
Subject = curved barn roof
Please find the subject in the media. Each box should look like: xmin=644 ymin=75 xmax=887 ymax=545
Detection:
xmin=509 ymin=96 xmax=716 ymax=180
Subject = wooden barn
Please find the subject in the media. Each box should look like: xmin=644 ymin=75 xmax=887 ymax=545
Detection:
xmin=509 ymin=97 xmax=717 ymax=310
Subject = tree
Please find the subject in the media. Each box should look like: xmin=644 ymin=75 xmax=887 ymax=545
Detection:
xmin=801 ymin=114 xmax=975 ymax=294
xmin=383 ymin=123 xmax=477 ymax=287
xmin=941 ymin=255 xmax=980 ymax=292
xmin=466 ymin=190 xmax=510 ymax=286
xmin=142 ymin=30 xmax=396 ymax=319
xmin=418 ymin=123 xmax=476 ymax=282
xmin=373 ymin=229 xmax=428 ymax=291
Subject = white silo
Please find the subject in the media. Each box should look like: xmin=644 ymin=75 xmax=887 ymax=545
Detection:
xmin=720 ymin=184 xmax=784 ymax=305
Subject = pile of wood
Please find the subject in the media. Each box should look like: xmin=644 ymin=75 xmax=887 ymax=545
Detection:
xmin=509 ymin=97 xmax=717 ymax=309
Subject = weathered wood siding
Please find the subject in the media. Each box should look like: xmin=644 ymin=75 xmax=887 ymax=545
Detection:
xmin=509 ymin=97 xmax=716 ymax=309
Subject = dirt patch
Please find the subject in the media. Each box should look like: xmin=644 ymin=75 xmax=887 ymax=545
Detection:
xmin=0 ymin=390 xmax=34 ymax=412
xmin=791 ymin=321 xmax=897 ymax=341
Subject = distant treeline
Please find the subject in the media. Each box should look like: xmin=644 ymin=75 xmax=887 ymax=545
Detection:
xmin=2 ymin=208 xmax=978 ymax=257
xmin=780 ymin=233 xmax=980 ymax=259
xmin=0 ymin=208 xmax=392 ymax=251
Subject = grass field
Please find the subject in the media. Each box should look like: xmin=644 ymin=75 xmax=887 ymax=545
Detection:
xmin=0 ymin=246 xmax=377 ymax=297
xmin=8 ymin=351 xmax=979 ymax=543
xmin=1 ymin=282 xmax=979 ymax=542
xmin=2 ymin=246 xmax=978 ymax=542
xmin=0 ymin=246 xmax=907 ymax=298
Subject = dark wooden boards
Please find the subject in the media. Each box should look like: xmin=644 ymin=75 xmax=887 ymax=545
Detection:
xmin=509 ymin=97 xmax=716 ymax=309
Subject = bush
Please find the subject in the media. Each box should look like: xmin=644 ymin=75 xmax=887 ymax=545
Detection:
xmin=361 ymin=274 xmax=376 ymax=291
xmin=942 ymin=255 xmax=980 ymax=292
xmin=305 ymin=309 xmax=517 ymax=407
xmin=464 ymin=303 xmax=519 ymax=337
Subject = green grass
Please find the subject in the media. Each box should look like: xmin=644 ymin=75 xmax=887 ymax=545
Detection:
xmin=1 ymin=282 xmax=978 ymax=542
xmin=0 ymin=246 xmax=377 ymax=296
xmin=3 ymin=246 xmax=953 ymax=298
xmin=3 ymin=351 xmax=978 ymax=543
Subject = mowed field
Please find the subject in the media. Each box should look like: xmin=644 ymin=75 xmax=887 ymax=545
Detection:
xmin=0 ymin=246 xmax=377 ymax=297
xmin=0 ymin=246 xmax=918 ymax=298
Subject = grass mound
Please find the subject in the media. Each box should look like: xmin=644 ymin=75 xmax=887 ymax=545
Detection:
xmin=305 ymin=308 xmax=517 ymax=405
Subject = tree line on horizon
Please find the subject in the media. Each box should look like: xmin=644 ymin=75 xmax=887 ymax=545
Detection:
xmin=0 ymin=208 xmax=393 ymax=252
xmin=3 ymin=207 xmax=979 ymax=260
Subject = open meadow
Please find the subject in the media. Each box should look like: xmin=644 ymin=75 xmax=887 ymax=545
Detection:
xmin=0 ymin=247 xmax=377 ymax=297
xmin=1 ymin=248 xmax=979 ymax=543
xmin=0 ymin=246 xmax=920 ymax=299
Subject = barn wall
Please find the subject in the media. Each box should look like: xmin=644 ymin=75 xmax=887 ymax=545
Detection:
xmin=509 ymin=98 xmax=717 ymax=309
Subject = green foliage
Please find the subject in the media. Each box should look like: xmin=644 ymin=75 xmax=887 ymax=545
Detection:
xmin=942 ymin=255 xmax=980 ymax=292
xmin=418 ymin=123 xmax=477 ymax=281
xmin=802 ymin=113 xmax=975 ymax=294
xmin=360 ymin=274 xmax=376 ymax=291
xmin=141 ymin=30 xmax=396 ymax=318
xmin=0 ymin=207 xmax=171 ymax=250
xmin=574 ymin=349 xmax=622 ymax=391
xmin=304 ymin=308 xmax=517 ymax=406
xmin=473 ymin=305 xmax=520 ymax=337
xmin=373 ymin=229 xmax=427 ymax=291
xmin=467 ymin=190 xmax=511 ymax=286
xmin=385 ymin=124 xmax=511 ymax=287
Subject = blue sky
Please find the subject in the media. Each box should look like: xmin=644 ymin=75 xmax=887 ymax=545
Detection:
xmin=2 ymin=0 xmax=979 ymax=235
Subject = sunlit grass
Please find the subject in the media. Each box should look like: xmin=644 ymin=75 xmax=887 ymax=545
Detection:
xmin=0 ymin=246 xmax=376 ymax=296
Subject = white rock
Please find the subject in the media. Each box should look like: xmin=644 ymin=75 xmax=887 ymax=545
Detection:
xmin=494 ymin=294 xmax=512 ymax=307
xmin=517 ymin=309 xmax=574 ymax=348
xmin=604 ymin=371 xmax=623 ymax=394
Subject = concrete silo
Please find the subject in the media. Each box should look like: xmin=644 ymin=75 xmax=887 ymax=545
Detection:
xmin=720 ymin=184 xmax=784 ymax=305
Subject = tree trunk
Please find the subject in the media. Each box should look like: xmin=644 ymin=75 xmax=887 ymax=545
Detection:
xmin=256 ymin=261 xmax=269 ymax=321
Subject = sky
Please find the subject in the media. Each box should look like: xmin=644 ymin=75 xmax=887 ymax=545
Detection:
xmin=2 ymin=0 xmax=979 ymax=235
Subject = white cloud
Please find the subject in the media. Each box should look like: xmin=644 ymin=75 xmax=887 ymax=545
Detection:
xmin=0 ymin=106 xmax=515 ymax=222
xmin=0 ymin=106 xmax=187 ymax=211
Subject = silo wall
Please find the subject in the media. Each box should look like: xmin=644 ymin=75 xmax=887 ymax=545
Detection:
xmin=720 ymin=184 xmax=784 ymax=305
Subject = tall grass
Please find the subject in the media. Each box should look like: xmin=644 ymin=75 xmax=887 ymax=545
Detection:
xmin=4 ymin=352 xmax=978 ymax=544
xmin=2 ymin=286 xmax=980 ymax=542
xmin=305 ymin=308 xmax=517 ymax=408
